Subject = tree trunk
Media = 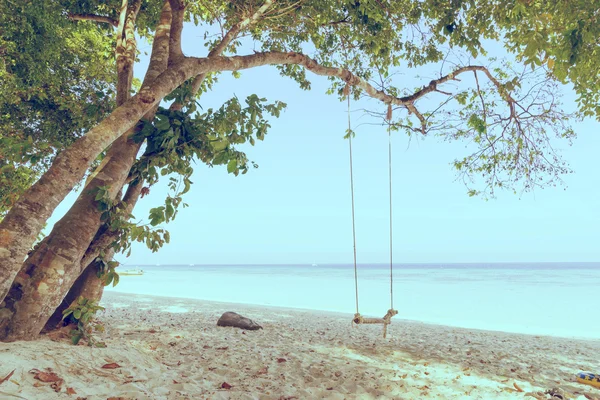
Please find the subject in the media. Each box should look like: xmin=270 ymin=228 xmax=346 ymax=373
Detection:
xmin=0 ymin=2 xmax=172 ymax=341
xmin=43 ymin=180 xmax=143 ymax=333
xmin=0 ymin=134 xmax=143 ymax=340
xmin=42 ymin=255 xmax=108 ymax=332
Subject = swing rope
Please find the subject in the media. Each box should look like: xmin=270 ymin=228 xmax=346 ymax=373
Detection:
xmin=347 ymin=91 xmax=360 ymax=316
xmin=347 ymin=91 xmax=398 ymax=338
xmin=387 ymin=107 xmax=394 ymax=311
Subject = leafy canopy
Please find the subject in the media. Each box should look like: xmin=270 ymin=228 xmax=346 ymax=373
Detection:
xmin=1 ymin=0 xmax=589 ymax=252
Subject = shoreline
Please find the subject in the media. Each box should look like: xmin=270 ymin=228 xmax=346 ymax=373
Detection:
xmin=106 ymin=290 xmax=600 ymax=342
xmin=0 ymin=291 xmax=598 ymax=399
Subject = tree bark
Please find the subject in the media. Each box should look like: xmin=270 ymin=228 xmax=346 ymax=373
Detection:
xmin=43 ymin=181 xmax=143 ymax=333
xmin=42 ymin=255 xmax=108 ymax=332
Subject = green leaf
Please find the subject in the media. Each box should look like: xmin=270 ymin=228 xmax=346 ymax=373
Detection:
xmin=165 ymin=203 xmax=174 ymax=220
xmin=71 ymin=334 xmax=82 ymax=345
xmin=227 ymin=159 xmax=237 ymax=174
xmin=155 ymin=114 xmax=171 ymax=131
xmin=211 ymin=140 xmax=228 ymax=152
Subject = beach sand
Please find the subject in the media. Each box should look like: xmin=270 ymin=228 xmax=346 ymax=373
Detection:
xmin=1 ymin=291 xmax=599 ymax=399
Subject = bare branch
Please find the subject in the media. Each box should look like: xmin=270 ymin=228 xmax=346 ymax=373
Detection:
xmin=171 ymin=0 xmax=275 ymax=110
xmin=473 ymin=70 xmax=487 ymax=125
xmin=68 ymin=13 xmax=119 ymax=27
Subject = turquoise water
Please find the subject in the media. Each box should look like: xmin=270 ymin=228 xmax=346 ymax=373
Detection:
xmin=105 ymin=263 xmax=600 ymax=339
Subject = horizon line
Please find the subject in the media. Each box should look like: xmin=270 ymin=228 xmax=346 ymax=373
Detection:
xmin=121 ymin=261 xmax=600 ymax=266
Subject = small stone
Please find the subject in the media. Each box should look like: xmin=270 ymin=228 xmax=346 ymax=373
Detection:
xmin=216 ymin=312 xmax=262 ymax=330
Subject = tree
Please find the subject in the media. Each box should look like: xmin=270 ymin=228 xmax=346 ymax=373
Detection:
xmin=0 ymin=0 xmax=577 ymax=341
xmin=492 ymin=0 xmax=600 ymax=119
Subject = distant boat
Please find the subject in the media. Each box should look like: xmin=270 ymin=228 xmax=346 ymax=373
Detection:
xmin=120 ymin=269 xmax=144 ymax=276
xmin=312 ymin=263 xmax=318 ymax=267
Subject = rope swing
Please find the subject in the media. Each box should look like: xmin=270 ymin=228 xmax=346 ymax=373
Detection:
xmin=346 ymin=85 xmax=398 ymax=338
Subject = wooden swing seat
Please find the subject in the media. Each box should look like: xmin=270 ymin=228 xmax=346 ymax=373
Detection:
xmin=352 ymin=309 xmax=398 ymax=338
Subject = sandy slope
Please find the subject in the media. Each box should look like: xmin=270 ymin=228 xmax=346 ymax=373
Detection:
xmin=0 ymin=291 xmax=599 ymax=400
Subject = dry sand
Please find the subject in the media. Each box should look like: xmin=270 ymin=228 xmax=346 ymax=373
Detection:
xmin=1 ymin=291 xmax=599 ymax=399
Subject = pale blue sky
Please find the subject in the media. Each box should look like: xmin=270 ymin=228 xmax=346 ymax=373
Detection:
xmin=47 ymin=24 xmax=600 ymax=265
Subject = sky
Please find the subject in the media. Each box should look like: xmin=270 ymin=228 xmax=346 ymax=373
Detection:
xmin=47 ymin=23 xmax=600 ymax=265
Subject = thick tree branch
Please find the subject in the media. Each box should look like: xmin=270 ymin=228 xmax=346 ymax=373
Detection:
xmin=136 ymin=0 xmax=172 ymax=124
xmin=168 ymin=0 xmax=185 ymax=64
xmin=68 ymin=13 xmax=119 ymax=27
xmin=187 ymin=53 xmax=491 ymax=112
xmin=144 ymin=1 xmax=172 ymax=87
xmin=116 ymin=0 xmax=142 ymax=106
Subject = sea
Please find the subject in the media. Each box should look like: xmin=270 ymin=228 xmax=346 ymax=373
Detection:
xmin=105 ymin=262 xmax=600 ymax=340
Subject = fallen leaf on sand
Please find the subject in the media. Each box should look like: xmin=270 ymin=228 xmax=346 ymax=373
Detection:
xmin=101 ymin=363 xmax=121 ymax=369
xmin=66 ymin=387 xmax=77 ymax=395
xmin=221 ymin=382 xmax=232 ymax=389
xmin=514 ymin=382 xmax=524 ymax=392
xmin=326 ymin=387 xmax=333 ymax=390
xmin=277 ymin=358 xmax=287 ymax=363
xmin=148 ymin=329 xmax=157 ymax=333
xmin=107 ymin=397 xmax=128 ymax=400
xmin=173 ymin=380 xmax=179 ymax=384
xmin=216 ymin=347 xmax=228 ymax=350
xmin=30 ymin=369 xmax=62 ymax=383
xmin=583 ymin=394 xmax=593 ymax=400
xmin=0 ymin=370 xmax=15 ymax=385
xmin=401 ymin=374 xmax=408 ymax=379
xmin=51 ymin=380 xmax=62 ymax=392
